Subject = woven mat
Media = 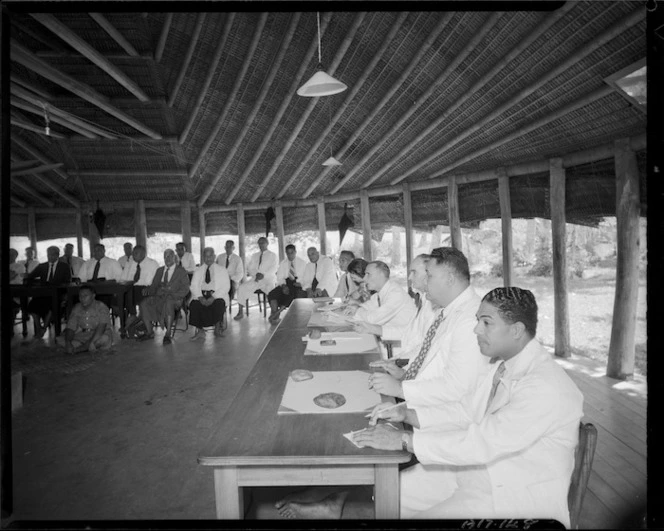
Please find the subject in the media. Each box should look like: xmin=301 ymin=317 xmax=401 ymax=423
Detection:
xmin=11 ymin=343 xmax=116 ymax=375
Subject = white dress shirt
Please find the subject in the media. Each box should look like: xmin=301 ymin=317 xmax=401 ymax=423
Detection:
xmin=118 ymin=255 xmax=134 ymax=270
xmin=79 ymin=256 xmax=123 ymax=282
xmin=354 ymin=279 xmax=416 ymax=328
xmin=402 ymin=286 xmax=490 ymax=408
xmin=176 ymin=251 xmax=197 ymax=273
xmin=18 ymin=259 xmax=39 ymax=275
xmin=120 ymin=257 xmax=159 ymax=286
xmin=411 ymin=339 xmax=584 ymax=527
xmin=236 ymin=249 xmax=279 ymax=303
xmin=333 ymin=272 xmax=358 ymax=299
xmin=60 ymin=255 xmax=85 ymax=277
xmin=275 ymin=256 xmax=307 ymax=285
xmin=215 ymin=252 xmax=245 ymax=284
xmin=10 ymin=262 xmax=24 ymax=284
xmin=301 ymin=256 xmax=337 ymax=294
xmin=381 ymin=294 xmax=437 ymax=358
xmin=191 ymin=263 xmax=230 ymax=306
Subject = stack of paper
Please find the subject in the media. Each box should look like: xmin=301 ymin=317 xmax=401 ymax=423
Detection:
xmin=305 ymin=332 xmax=380 ymax=355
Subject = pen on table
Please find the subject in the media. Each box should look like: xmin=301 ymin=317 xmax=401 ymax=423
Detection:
xmin=365 ymin=401 xmax=408 ymax=418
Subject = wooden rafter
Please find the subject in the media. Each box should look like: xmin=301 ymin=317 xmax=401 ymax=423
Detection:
xmin=11 ymin=195 xmax=27 ymax=207
xmin=189 ymin=14 xmax=269 ymax=180
xmin=388 ymin=6 xmax=645 ymax=186
xmin=88 ymin=13 xmax=140 ymax=57
xmin=301 ymin=12 xmax=455 ymax=199
xmin=11 ymin=113 xmax=66 ymax=139
xmin=12 ymin=178 xmax=56 ymax=207
xmin=10 ymin=151 xmax=80 ymax=208
xmin=168 ymin=13 xmax=206 ymax=107
xmin=11 ymin=160 xmax=41 ymax=171
xmin=10 ymin=74 xmax=55 ymax=100
xmin=75 ymin=170 xmax=188 ymax=177
xmin=270 ymin=12 xmax=409 ymax=202
xmin=36 ymin=50 xmax=152 ymax=60
xmin=179 ymin=13 xmax=236 ymax=144
xmin=11 ymin=40 xmax=162 ymax=139
xmin=155 ymin=13 xmax=173 ymax=63
xmin=11 ymin=18 xmax=68 ymax=52
xmin=328 ymin=11 xmax=503 ymax=196
xmin=30 ymin=13 xmax=150 ymax=102
xmin=12 ymin=163 xmax=65 ymax=177
xmin=11 ymin=135 xmax=71 ymax=180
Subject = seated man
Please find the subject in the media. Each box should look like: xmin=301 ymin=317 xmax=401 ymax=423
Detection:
xmin=138 ymin=249 xmax=190 ymax=344
xmin=120 ymin=245 xmax=159 ymax=338
xmin=332 ymin=250 xmax=356 ymax=299
xmin=346 ymin=261 xmax=415 ymax=328
xmin=267 ymin=244 xmax=307 ymax=323
xmin=118 ymin=241 xmax=134 ymax=270
xmin=18 ymin=246 xmax=39 ymax=276
xmin=55 ymin=284 xmax=112 ymax=354
xmin=235 ymin=237 xmax=278 ymax=320
xmin=216 ymin=240 xmax=244 ymax=302
xmin=9 ymin=248 xmax=24 ymax=285
xmin=78 ymin=243 xmax=123 ymax=282
xmin=301 ymin=247 xmax=337 ymax=298
xmin=26 ymin=245 xmax=71 ymax=338
xmin=60 ymin=243 xmax=85 ymax=279
xmin=175 ymin=242 xmax=197 ymax=274
xmin=190 ymin=247 xmax=230 ymax=339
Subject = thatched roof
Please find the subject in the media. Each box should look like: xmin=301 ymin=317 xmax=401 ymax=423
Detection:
xmin=8 ymin=3 xmax=648 ymax=238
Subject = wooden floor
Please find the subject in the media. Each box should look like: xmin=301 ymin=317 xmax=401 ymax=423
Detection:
xmin=554 ymin=354 xmax=647 ymax=529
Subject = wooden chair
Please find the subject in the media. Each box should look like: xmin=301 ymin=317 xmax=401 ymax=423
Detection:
xmin=568 ymin=422 xmax=598 ymax=529
xmin=245 ymin=289 xmax=267 ymax=317
xmin=169 ymin=293 xmax=190 ymax=337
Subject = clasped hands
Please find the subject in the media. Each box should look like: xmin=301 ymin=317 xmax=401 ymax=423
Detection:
xmin=198 ymin=295 xmax=215 ymax=306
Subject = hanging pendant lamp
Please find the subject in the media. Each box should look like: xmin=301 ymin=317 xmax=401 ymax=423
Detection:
xmin=322 ymin=95 xmax=342 ymax=166
xmin=297 ymin=13 xmax=347 ymax=97
xmin=322 ymin=155 xmax=342 ymax=166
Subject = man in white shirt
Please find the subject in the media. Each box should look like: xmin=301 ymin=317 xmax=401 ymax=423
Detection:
xmin=332 ymin=250 xmax=356 ymax=299
xmin=60 ymin=243 xmax=85 ymax=279
xmin=119 ymin=245 xmax=159 ymax=338
xmin=367 ymin=247 xmax=490 ymax=408
xmin=347 ymin=261 xmax=415 ymax=329
xmin=355 ymin=287 xmax=584 ymax=527
xmin=189 ymin=247 xmax=230 ymax=339
xmin=267 ymin=244 xmax=307 ymax=323
xmin=175 ymin=242 xmax=197 ymax=273
xmin=79 ymin=244 xmax=123 ymax=282
xmin=18 ymin=246 xmax=39 ymax=276
xmin=235 ymin=237 xmax=278 ymax=320
xmin=215 ymin=240 xmax=244 ymax=302
xmin=301 ymin=247 xmax=337 ymax=298
xmin=118 ymin=242 xmax=134 ymax=270
xmin=9 ymin=248 xmax=25 ymax=284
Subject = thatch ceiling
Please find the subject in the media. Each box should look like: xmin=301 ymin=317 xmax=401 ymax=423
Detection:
xmin=7 ymin=2 xmax=647 ymax=235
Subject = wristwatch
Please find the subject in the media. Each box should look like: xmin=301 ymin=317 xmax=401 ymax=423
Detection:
xmin=401 ymin=432 xmax=411 ymax=452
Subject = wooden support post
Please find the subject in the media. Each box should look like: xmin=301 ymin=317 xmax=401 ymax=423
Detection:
xmin=447 ymin=175 xmax=462 ymax=251
xmin=391 ymin=228 xmax=402 ymax=265
xmin=87 ymin=211 xmax=100 ymax=254
xmin=497 ymin=169 xmax=513 ymax=287
xmin=607 ymin=139 xmax=640 ymax=379
xmin=134 ymin=199 xmax=147 ymax=249
xmin=181 ymin=201 xmax=192 ymax=252
xmin=360 ymin=189 xmax=372 ymax=260
xmin=549 ymin=158 xmax=570 ymax=358
xmin=317 ymin=199 xmax=327 ymax=256
xmin=275 ymin=201 xmax=285 ymax=261
xmin=27 ymin=206 xmax=38 ymax=256
xmin=76 ymin=210 xmax=83 ymax=257
xmin=198 ymin=208 xmax=206 ymax=265
xmin=236 ymin=204 xmax=245 ymax=267
xmin=403 ymin=183 xmax=413 ymax=270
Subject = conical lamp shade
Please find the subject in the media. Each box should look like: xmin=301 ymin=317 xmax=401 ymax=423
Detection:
xmin=322 ymin=156 xmax=342 ymax=166
xmin=297 ymin=70 xmax=347 ymax=97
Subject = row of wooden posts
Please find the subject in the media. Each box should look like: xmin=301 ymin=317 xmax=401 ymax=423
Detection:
xmin=13 ymin=139 xmax=641 ymax=380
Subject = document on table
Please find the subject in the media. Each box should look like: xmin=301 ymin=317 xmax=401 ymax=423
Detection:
xmin=307 ymin=310 xmax=357 ymax=328
xmin=305 ymin=332 xmax=380 ymax=355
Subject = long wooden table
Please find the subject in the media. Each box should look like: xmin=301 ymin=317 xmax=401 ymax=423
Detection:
xmin=198 ymin=299 xmax=411 ymax=519
xmin=10 ymin=284 xmax=67 ymax=336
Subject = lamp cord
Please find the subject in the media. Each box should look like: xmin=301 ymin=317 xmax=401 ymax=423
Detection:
xmin=317 ymin=12 xmax=322 ymax=64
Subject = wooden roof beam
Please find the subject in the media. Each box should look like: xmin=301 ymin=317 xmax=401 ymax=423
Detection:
xmin=189 ymin=14 xmax=269 ymax=181
xmin=12 ymin=179 xmax=56 ymax=207
xmin=10 ymin=74 xmax=55 ymax=101
xmin=30 ymin=14 xmax=150 ymax=102
xmin=271 ymin=12 xmax=409 ymax=202
xmin=11 ymin=160 xmax=41 ymax=171
xmin=88 ymin=13 xmax=140 ymax=57
xmin=301 ymin=12 xmax=455 ymax=199
xmin=11 ymin=195 xmax=26 ymax=207
xmin=328 ymin=12 xmax=502 ymax=196
xmin=12 ymin=163 xmax=65 ymax=177
xmin=11 ymin=18 xmax=68 ymax=53
xmin=390 ymin=6 xmax=646 ymax=186
xmin=11 ymin=135 xmax=71 ymax=180
xmin=74 ymin=170 xmax=188 ymax=177
xmin=11 ymin=114 xmax=67 ymax=140
xmin=10 ymin=150 xmax=80 ymax=208
xmin=155 ymin=13 xmax=173 ymax=63
xmin=168 ymin=13 xmax=205 ymax=107
xmin=11 ymin=40 xmax=162 ymax=139
xmin=179 ymin=13 xmax=236 ymax=144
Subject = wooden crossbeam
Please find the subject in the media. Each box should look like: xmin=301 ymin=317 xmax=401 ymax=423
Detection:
xmin=11 ymin=115 xmax=66 ymax=139
xmin=11 ymin=178 xmax=56 ymax=207
xmin=11 ymin=18 xmax=68 ymax=52
xmin=11 ymin=40 xmax=162 ymax=139
xmin=10 ymin=151 xmax=80 ymax=208
xmin=11 ymin=94 xmax=101 ymax=139
xmin=75 ymin=170 xmax=188 ymax=177
xmin=11 ymin=136 xmax=71 ymax=180
xmin=10 ymin=195 xmax=26 ymax=207
xmin=155 ymin=13 xmax=173 ymax=63
xmin=12 ymin=163 xmax=64 ymax=177
xmin=10 ymin=74 xmax=55 ymax=101
xmin=88 ymin=13 xmax=140 ymax=57
xmin=168 ymin=13 xmax=206 ymax=107
xmin=11 ymin=160 xmax=40 ymax=171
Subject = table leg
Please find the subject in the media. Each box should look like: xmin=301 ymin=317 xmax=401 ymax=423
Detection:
xmin=52 ymin=288 xmax=61 ymax=336
xmin=213 ymin=467 xmax=243 ymax=519
xmin=374 ymin=463 xmax=400 ymax=519
xmin=20 ymin=295 xmax=28 ymax=337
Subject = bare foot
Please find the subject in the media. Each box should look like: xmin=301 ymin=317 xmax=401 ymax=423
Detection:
xmin=277 ymin=492 xmax=347 ymax=519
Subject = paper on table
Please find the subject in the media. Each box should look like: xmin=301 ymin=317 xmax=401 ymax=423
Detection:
xmin=343 ymin=422 xmax=400 ymax=447
xmin=307 ymin=311 xmax=357 ymax=328
xmin=305 ymin=332 xmax=379 ymax=355
xmin=317 ymin=302 xmax=347 ymax=312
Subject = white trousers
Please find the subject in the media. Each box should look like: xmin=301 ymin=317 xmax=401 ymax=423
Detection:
xmin=236 ymin=278 xmax=275 ymax=307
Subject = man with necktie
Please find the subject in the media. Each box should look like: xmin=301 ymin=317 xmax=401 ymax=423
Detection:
xmin=26 ymin=246 xmax=71 ymax=338
xmin=138 ymin=249 xmax=190 ymax=344
xmin=302 ymin=247 xmax=337 ymax=299
xmin=267 ymin=244 xmax=307 ymax=323
xmin=78 ymin=244 xmax=122 ymax=282
xmin=60 ymin=243 xmax=85 ymax=279
xmin=235 ymin=237 xmax=278 ymax=320
xmin=175 ymin=242 xmax=197 ymax=274
xmin=332 ymin=250 xmax=356 ymax=299
xmin=120 ymin=245 xmax=159 ymax=338
xmin=215 ymin=240 xmax=244 ymax=303
xmin=189 ymin=247 xmax=230 ymax=339
xmin=355 ymin=287 xmax=584 ymax=526
xmin=118 ymin=242 xmax=134 ymax=270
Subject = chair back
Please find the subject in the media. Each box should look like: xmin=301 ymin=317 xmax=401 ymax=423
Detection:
xmin=568 ymin=422 xmax=598 ymax=529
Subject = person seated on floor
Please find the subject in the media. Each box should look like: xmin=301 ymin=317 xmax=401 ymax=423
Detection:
xmin=301 ymin=247 xmax=337 ymax=299
xmin=18 ymin=246 xmax=40 ymax=276
xmin=354 ymin=253 xmax=436 ymax=360
xmin=332 ymin=250 xmax=356 ymax=299
xmin=175 ymin=242 xmax=197 ymax=274
xmin=189 ymin=247 xmax=230 ymax=340
xmin=138 ymin=249 xmax=190 ymax=345
xmin=235 ymin=237 xmax=278 ymax=320
xmin=25 ymin=245 xmax=71 ymax=338
xmin=216 ymin=240 xmax=244 ymax=303
xmin=55 ymin=284 xmax=112 ymax=354
xmin=344 ymin=258 xmax=371 ymax=305
xmin=60 ymin=243 xmax=85 ymax=280
xmin=118 ymin=241 xmax=134 ymax=270
xmin=120 ymin=245 xmax=159 ymax=338
xmin=267 ymin=244 xmax=307 ymax=323
xmin=344 ymin=261 xmax=415 ymax=328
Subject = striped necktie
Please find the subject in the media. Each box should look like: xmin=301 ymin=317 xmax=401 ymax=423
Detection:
xmin=402 ymin=310 xmax=445 ymax=380
xmin=484 ymin=362 xmax=506 ymax=415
